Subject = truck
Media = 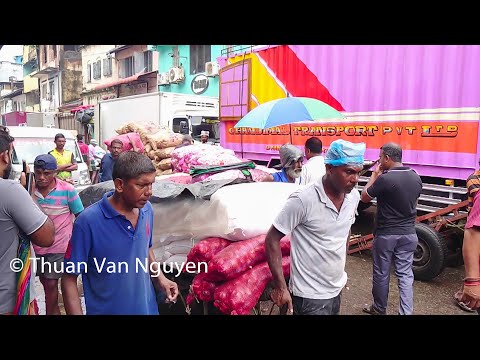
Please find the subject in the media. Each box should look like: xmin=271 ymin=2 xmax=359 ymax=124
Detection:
xmin=93 ymin=91 xmax=220 ymax=146
xmin=218 ymin=45 xmax=480 ymax=281
xmin=8 ymin=126 xmax=91 ymax=191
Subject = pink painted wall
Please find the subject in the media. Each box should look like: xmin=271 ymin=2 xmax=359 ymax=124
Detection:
xmin=289 ymin=45 xmax=480 ymax=112
xmin=219 ymin=45 xmax=480 ymax=180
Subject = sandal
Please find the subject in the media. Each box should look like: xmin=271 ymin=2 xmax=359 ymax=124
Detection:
xmin=453 ymin=294 xmax=476 ymax=313
xmin=362 ymin=304 xmax=384 ymax=315
xmin=455 ymin=298 xmax=476 ymax=312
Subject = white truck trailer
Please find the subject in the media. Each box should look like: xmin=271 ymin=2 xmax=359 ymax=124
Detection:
xmin=93 ymin=91 xmax=219 ymax=146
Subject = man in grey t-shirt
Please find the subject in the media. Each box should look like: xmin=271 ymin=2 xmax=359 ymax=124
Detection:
xmin=265 ymin=139 xmax=366 ymax=315
xmin=0 ymin=125 xmax=55 ymax=314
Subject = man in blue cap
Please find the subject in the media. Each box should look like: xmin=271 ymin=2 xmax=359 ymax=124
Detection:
xmin=32 ymin=154 xmax=84 ymax=315
xmin=265 ymin=139 xmax=365 ymax=315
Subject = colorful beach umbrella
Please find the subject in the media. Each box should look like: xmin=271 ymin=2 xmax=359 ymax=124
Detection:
xmin=234 ymin=97 xmax=345 ymax=129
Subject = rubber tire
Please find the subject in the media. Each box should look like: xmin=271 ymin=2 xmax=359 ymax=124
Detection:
xmin=413 ymin=222 xmax=448 ymax=281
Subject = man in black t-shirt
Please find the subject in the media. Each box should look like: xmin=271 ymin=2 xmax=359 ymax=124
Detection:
xmin=360 ymin=142 xmax=422 ymax=315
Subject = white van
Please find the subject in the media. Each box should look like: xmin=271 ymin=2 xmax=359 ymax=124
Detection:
xmin=8 ymin=126 xmax=91 ymax=191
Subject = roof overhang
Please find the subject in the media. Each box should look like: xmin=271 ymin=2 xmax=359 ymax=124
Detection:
xmin=58 ymin=99 xmax=83 ymax=112
xmin=0 ymin=88 xmax=24 ymax=99
xmin=94 ymin=71 xmax=157 ymax=91
xmin=106 ymin=45 xmax=132 ymax=55
xmin=31 ymin=66 xmax=58 ymax=77
xmin=69 ymin=104 xmax=94 ymax=114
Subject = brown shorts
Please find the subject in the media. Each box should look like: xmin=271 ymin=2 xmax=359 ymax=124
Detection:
xmin=35 ymin=253 xmax=64 ymax=280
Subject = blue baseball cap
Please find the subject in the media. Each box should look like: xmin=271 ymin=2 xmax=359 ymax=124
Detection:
xmin=34 ymin=154 xmax=57 ymax=170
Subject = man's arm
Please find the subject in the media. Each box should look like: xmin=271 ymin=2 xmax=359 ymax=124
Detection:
xmin=260 ymin=173 xmax=274 ymax=182
xmin=98 ymin=156 xmax=105 ymax=180
xmin=7 ymin=180 xmax=54 ymax=248
xmin=463 ymin=232 xmax=480 ymax=280
xmin=360 ymin=165 xmax=383 ymax=203
xmin=29 ymin=219 xmax=55 ymax=248
xmin=67 ymin=187 xmax=84 ymax=218
xmin=265 ymin=225 xmax=293 ymax=314
xmin=62 ymin=221 xmax=90 ymax=314
xmin=148 ymin=249 xmax=178 ymax=303
xmin=64 ymin=153 xmax=78 ymax=171
xmin=265 ymin=195 xmax=305 ymax=314
xmin=56 ymin=153 xmax=78 ymax=172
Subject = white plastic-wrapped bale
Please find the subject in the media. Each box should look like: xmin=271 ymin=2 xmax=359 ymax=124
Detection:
xmin=208 ymin=182 xmax=302 ymax=241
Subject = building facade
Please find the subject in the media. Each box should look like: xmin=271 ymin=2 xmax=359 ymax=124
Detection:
xmin=80 ymin=45 xmax=118 ymax=105
xmin=0 ymin=58 xmax=24 ymax=114
xmin=32 ymin=45 xmax=83 ymax=113
xmin=154 ymin=45 xmax=223 ymax=98
xmin=81 ymin=45 xmax=159 ymax=105
xmin=22 ymin=45 xmax=41 ymax=112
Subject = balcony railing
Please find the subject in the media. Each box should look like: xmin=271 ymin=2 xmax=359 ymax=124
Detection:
xmin=221 ymin=45 xmax=256 ymax=57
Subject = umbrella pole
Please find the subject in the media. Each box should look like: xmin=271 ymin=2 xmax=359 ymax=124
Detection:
xmin=241 ymin=132 xmax=244 ymax=159
xmin=289 ymin=124 xmax=293 ymax=145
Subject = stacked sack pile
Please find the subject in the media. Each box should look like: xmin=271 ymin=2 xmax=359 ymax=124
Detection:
xmin=171 ymin=144 xmax=240 ymax=173
xmin=114 ymin=121 xmax=184 ymax=176
xmin=171 ymin=144 xmax=273 ymax=183
xmin=185 ymin=234 xmax=291 ymax=315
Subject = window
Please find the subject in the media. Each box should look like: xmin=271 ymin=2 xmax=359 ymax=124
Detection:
xmin=41 ymin=82 xmax=48 ymax=99
xmin=87 ymin=63 xmax=92 ymax=83
xmin=49 ymin=81 xmax=55 ymax=100
xmin=103 ymin=57 xmax=112 ymax=77
xmin=12 ymin=137 xmax=81 ymax=165
xmin=122 ymin=56 xmax=134 ymax=77
xmin=93 ymin=59 xmax=101 ymax=80
xmin=51 ymin=45 xmax=57 ymax=59
xmin=172 ymin=117 xmax=189 ymax=134
xmin=43 ymin=46 xmax=47 ymax=63
xmin=144 ymin=51 xmax=153 ymax=72
xmin=64 ymin=45 xmax=76 ymax=51
xmin=190 ymin=45 xmax=211 ymax=75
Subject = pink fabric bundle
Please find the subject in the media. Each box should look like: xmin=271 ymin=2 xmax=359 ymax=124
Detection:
xmin=104 ymin=132 xmax=145 ymax=153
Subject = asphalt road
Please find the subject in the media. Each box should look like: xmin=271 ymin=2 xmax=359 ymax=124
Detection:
xmin=341 ymin=251 xmax=474 ymax=315
xmin=254 ymin=251 xmax=475 ymax=316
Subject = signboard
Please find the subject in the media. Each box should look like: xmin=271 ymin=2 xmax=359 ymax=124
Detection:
xmin=119 ymin=82 xmax=147 ymax=98
xmin=191 ymin=74 xmax=209 ymax=95
xmin=225 ymin=120 xmax=477 ymax=153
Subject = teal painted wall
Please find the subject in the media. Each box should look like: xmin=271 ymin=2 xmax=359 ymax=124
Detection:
xmin=154 ymin=45 xmax=223 ymax=97
xmin=23 ymin=62 xmax=36 ymax=76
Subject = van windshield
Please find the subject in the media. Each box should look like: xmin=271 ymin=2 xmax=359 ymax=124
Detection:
xmin=12 ymin=137 xmax=83 ymax=164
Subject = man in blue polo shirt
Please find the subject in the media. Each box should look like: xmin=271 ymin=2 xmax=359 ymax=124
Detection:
xmin=61 ymin=151 xmax=179 ymax=315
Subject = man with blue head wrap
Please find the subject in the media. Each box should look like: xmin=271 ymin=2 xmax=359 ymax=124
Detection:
xmin=265 ymin=139 xmax=365 ymax=315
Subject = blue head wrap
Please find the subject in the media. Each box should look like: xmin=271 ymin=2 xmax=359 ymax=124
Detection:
xmin=324 ymin=139 xmax=365 ymax=167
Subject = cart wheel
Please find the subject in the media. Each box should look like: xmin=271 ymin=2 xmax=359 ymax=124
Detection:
xmin=413 ymin=222 xmax=448 ymax=281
